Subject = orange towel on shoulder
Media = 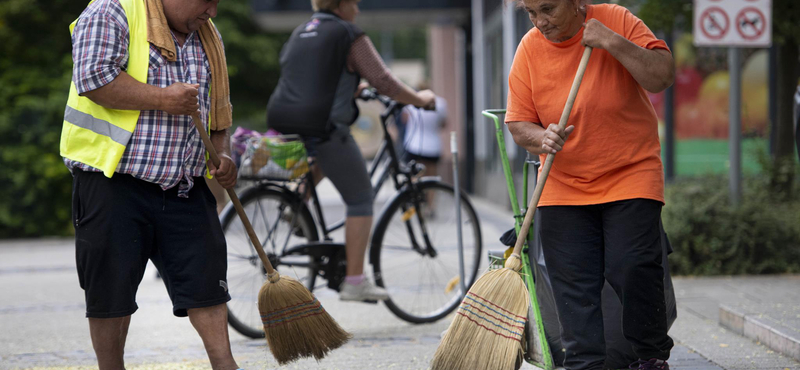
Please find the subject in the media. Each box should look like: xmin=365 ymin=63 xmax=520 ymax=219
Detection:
xmin=145 ymin=0 xmax=232 ymax=130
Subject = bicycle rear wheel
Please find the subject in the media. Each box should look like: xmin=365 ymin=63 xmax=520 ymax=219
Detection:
xmin=371 ymin=181 xmax=482 ymax=323
xmin=221 ymin=186 xmax=318 ymax=339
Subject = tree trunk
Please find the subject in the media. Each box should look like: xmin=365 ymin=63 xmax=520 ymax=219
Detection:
xmin=772 ymin=41 xmax=799 ymax=198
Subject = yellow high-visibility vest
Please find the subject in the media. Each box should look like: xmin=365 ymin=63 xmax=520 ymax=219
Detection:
xmin=60 ymin=0 xmax=148 ymax=178
xmin=62 ymin=0 xmax=216 ymax=179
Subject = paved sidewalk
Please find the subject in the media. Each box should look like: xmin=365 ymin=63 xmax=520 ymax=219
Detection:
xmin=1 ymin=194 xmax=799 ymax=369
xmin=0 ymin=243 xmax=723 ymax=370
xmin=671 ymin=276 xmax=800 ymax=370
xmin=717 ymin=277 xmax=800 ymax=362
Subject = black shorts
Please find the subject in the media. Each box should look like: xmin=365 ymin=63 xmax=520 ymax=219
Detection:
xmin=72 ymin=169 xmax=230 ymax=318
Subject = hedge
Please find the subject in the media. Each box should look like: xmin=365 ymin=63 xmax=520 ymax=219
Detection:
xmin=663 ymin=164 xmax=800 ymax=275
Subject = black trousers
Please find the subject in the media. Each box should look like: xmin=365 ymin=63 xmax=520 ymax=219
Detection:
xmin=539 ymin=199 xmax=674 ymax=370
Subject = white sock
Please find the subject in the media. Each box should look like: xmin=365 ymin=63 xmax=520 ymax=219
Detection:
xmin=345 ymin=274 xmax=366 ymax=285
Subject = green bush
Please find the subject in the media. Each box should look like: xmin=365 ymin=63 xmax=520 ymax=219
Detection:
xmin=0 ymin=0 xmax=82 ymax=238
xmin=663 ymin=168 xmax=800 ymax=275
xmin=0 ymin=0 xmax=288 ymax=238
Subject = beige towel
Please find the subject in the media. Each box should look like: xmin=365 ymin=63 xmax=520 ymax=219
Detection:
xmin=146 ymin=0 xmax=232 ymax=130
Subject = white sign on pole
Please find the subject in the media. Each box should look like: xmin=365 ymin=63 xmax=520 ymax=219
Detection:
xmin=694 ymin=0 xmax=772 ymax=47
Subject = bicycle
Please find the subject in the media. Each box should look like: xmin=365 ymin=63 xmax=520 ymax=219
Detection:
xmin=221 ymin=90 xmax=483 ymax=339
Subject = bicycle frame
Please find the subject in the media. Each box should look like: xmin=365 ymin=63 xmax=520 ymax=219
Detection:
xmin=372 ymin=100 xmax=440 ymax=258
xmin=482 ymin=109 xmax=554 ymax=370
xmin=298 ymin=93 xmax=438 ymax=259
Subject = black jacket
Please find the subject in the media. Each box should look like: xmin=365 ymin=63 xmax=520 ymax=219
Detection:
xmin=267 ymin=12 xmax=364 ymax=138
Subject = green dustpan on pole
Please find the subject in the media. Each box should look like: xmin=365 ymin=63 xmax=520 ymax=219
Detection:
xmin=482 ymin=108 xmax=555 ymax=370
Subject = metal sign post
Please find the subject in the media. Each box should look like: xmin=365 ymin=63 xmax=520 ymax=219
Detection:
xmin=694 ymin=0 xmax=772 ymax=205
xmin=451 ymin=132 xmax=466 ymax=294
xmin=729 ymin=48 xmax=742 ymax=206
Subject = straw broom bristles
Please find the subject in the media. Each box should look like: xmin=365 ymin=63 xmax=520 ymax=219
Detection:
xmin=259 ymin=272 xmax=352 ymax=364
xmin=431 ymin=258 xmax=529 ymax=370
xmin=190 ymin=113 xmax=351 ymax=365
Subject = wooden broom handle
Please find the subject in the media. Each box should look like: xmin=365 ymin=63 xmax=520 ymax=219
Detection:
xmin=511 ymin=46 xmax=592 ymax=257
xmin=191 ymin=113 xmax=277 ymax=276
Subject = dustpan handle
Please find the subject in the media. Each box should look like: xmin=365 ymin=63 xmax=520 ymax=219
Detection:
xmin=511 ymin=46 xmax=593 ymax=257
xmin=191 ymin=113 xmax=277 ymax=276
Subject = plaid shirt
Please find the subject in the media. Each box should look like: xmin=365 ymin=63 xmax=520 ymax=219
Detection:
xmin=65 ymin=0 xmax=212 ymax=197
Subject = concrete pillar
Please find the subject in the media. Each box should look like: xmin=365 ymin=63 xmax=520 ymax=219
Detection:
xmin=428 ymin=24 xmax=467 ymax=185
xmin=471 ymin=0 xmax=487 ymax=163
xmin=502 ymin=2 xmax=518 ymax=161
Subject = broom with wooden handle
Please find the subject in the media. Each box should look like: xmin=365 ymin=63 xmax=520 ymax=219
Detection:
xmin=431 ymin=46 xmax=592 ymax=370
xmin=191 ymin=113 xmax=351 ymax=365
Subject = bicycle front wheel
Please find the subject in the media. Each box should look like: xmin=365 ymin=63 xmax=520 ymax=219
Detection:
xmin=221 ymin=186 xmax=318 ymax=339
xmin=371 ymin=181 xmax=482 ymax=323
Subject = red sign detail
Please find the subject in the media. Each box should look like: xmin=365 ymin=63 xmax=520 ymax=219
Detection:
xmin=736 ymin=7 xmax=766 ymax=40
xmin=700 ymin=7 xmax=730 ymax=40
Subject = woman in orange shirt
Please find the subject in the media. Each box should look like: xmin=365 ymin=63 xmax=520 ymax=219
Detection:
xmin=505 ymin=1 xmax=675 ymax=369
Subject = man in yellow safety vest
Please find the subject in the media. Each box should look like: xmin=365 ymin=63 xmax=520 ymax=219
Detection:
xmin=61 ymin=0 xmax=241 ymax=369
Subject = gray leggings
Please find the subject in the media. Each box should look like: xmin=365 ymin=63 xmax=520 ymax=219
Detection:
xmin=306 ymin=124 xmax=374 ymax=217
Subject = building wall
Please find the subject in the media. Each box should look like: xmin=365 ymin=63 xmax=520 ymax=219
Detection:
xmin=470 ymin=0 xmax=532 ymax=209
xmin=428 ymin=25 xmax=467 ymax=187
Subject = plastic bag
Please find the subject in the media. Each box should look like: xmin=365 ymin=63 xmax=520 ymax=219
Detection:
xmin=239 ymin=135 xmax=309 ymax=180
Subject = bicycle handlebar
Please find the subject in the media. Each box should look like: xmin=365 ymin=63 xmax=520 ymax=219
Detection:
xmin=358 ymin=87 xmax=438 ymax=112
xmin=358 ymin=88 xmax=398 ymax=108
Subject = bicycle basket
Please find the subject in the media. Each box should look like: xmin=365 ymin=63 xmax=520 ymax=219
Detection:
xmin=239 ymin=136 xmax=309 ymax=180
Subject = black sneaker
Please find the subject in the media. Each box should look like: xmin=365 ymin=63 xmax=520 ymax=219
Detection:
xmin=629 ymin=359 xmax=669 ymax=370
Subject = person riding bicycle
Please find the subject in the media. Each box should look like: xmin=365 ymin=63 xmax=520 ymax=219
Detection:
xmin=266 ymin=0 xmax=436 ymax=302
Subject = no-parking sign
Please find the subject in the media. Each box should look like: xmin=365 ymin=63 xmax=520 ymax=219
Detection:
xmin=694 ymin=0 xmax=772 ymax=47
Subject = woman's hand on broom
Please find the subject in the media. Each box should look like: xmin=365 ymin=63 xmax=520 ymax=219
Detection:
xmin=541 ymin=123 xmax=575 ymax=154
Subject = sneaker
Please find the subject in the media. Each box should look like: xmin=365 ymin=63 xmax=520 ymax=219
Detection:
xmin=629 ymin=359 xmax=669 ymax=370
xmin=339 ymin=280 xmax=389 ymax=301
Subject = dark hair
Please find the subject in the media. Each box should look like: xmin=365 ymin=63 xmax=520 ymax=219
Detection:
xmin=507 ymin=0 xmax=591 ymax=8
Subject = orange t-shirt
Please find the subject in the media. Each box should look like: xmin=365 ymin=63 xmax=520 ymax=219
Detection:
xmin=505 ymin=4 xmax=669 ymax=206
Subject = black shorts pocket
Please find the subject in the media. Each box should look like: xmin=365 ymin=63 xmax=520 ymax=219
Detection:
xmin=75 ymin=237 xmax=90 ymax=290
